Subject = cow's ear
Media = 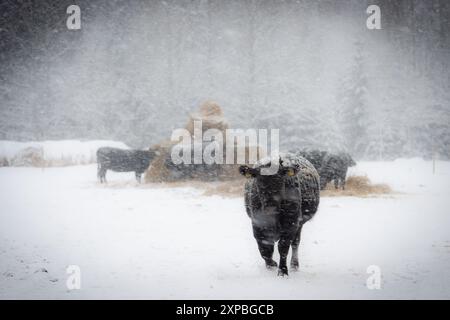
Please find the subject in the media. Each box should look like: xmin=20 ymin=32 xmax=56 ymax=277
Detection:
xmin=239 ymin=165 xmax=257 ymax=178
xmin=282 ymin=166 xmax=299 ymax=177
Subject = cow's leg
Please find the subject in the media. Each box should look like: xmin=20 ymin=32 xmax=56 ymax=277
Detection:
xmin=256 ymin=239 xmax=277 ymax=269
xmin=278 ymin=213 xmax=300 ymax=276
xmin=97 ymin=164 xmax=102 ymax=182
xmin=97 ymin=163 xmax=107 ymax=183
xmin=277 ymin=235 xmax=291 ymax=276
xmin=342 ymin=169 xmax=348 ymax=190
xmin=100 ymin=168 xmax=107 ymax=183
xmin=135 ymin=172 xmax=142 ymax=183
xmin=253 ymin=225 xmax=277 ymax=269
xmin=290 ymin=225 xmax=303 ymax=270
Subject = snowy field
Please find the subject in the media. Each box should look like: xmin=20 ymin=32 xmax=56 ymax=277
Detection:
xmin=1 ymin=159 xmax=450 ymax=299
xmin=0 ymin=140 xmax=129 ymax=166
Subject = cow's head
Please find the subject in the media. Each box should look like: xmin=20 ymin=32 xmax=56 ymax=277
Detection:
xmin=136 ymin=150 xmax=160 ymax=169
xmin=239 ymin=158 xmax=300 ymax=210
xmin=343 ymin=153 xmax=356 ymax=167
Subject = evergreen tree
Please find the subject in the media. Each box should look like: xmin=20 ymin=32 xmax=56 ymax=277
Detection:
xmin=339 ymin=40 xmax=369 ymax=159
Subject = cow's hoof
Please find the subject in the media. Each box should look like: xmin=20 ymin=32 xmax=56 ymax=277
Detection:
xmin=290 ymin=261 xmax=299 ymax=271
xmin=277 ymin=267 xmax=289 ymax=277
xmin=265 ymin=259 xmax=278 ymax=269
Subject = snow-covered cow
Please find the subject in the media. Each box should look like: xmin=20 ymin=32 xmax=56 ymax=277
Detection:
xmin=319 ymin=152 xmax=356 ymax=190
xmin=294 ymin=149 xmax=328 ymax=171
xmin=239 ymin=153 xmax=320 ymax=276
xmin=291 ymin=149 xmax=356 ymax=190
xmin=96 ymin=147 xmax=157 ymax=183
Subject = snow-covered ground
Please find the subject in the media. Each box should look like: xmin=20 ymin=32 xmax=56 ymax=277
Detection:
xmin=0 ymin=140 xmax=129 ymax=166
xmin=1 ymin=159 xmax=450 ymax=299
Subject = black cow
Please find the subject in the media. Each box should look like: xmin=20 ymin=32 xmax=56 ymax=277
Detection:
xmin=239 ymin=153 xmax=320 ymax=276
xmin=319 ymin=152 xmax=356 ymax=190
xmin=293 ymin=149 xmax=328 ymax=170
xmin=96 ymin=147 xmax=157 ymax=183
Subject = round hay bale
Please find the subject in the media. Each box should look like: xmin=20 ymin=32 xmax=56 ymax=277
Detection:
xmin=185 ymin=100 xmax=229 ymax=136
xmin=12 ymin=146 xmax=45 ymax=167
xmin=144 ymin=140 xmax=176 ymax=183
xmin=0 ymin=157 xmax=9 ymax=167
xmin=144 ymin=101 xmax=264 ymax=183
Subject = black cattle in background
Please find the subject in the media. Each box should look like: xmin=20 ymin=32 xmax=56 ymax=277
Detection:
xmin=290 ymin=149 xmax=356 ymax=190
xmin=96 ymin=147 xmax=157 ymax=183
xmin=319 ymin=152 xmax=356 ymax=190
xmin=294 ymin=149 xmax=328 ymax=170
xmin=239 ymin=153 xmax=320 ymax=276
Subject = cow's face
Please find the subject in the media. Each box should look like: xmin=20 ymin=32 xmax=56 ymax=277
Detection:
xmin=344 ymin=154 xmax=356 ymax=167
xmin=239 ymin=161 xmax=299 ymax=210
xmin=348 ymin=157 xmax=356 ymax=167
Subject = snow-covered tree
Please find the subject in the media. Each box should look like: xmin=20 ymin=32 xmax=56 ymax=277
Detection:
xmin=338 ymin=40 xmax=369 ymax=159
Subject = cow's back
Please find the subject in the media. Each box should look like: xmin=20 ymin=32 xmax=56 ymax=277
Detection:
xmin=283 ymin=154 xmax=320 ymax=219
xmin=96 ymin=147 xmax=115 ymax=164
xmin=295 ymin=157 xmax=320 ymax=219
xmin=97 ymin=147 xmax=139 ymax=172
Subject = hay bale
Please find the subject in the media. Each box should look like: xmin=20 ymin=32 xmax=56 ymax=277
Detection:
xmin=145 ymin=101 xmax=228 ymax=182
xmin=0 ymin=157 xmax=9 ymax=167
xmin=144 ymin=101 xmax=263 ymax=183
xmin=345 ymin=176 xmax=392 ymax=194
xmin=144 ymin=141 xmax=263 ymax=183
xmin=201 ymin=178 xmax=246 ymax=197
xmin=144 ymin=140 xmax=175 ymax=182
xmin=321 ymin=175 xmax=392 ymax=197
xmin=185 ymin=100 xmax=229 ymax=136
xmin=11 ymin=146 xmax=45 ymax=167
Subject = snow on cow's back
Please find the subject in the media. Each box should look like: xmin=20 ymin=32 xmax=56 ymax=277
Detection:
xmin=280 ymin=153 xmax=321 ymax=218
xmin=253 ymin=152 xmax=319 ymax=178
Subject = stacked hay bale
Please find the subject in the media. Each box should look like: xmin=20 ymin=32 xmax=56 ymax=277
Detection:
xmin=11 ymin=146 xmax=45 ymax=167
xmin=0 ymin=157 xmax=9 ymax=167
xmin=145 ymin=101 xmax=261 ymax=183
xmin=185 ymin=100 xmax=228 ymax=135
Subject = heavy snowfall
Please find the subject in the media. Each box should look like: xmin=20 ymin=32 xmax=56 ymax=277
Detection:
xmin=0 ymin=152 xmax=450 ymax=299
xmin=0 ymin=0 xmax=450 ymax=299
